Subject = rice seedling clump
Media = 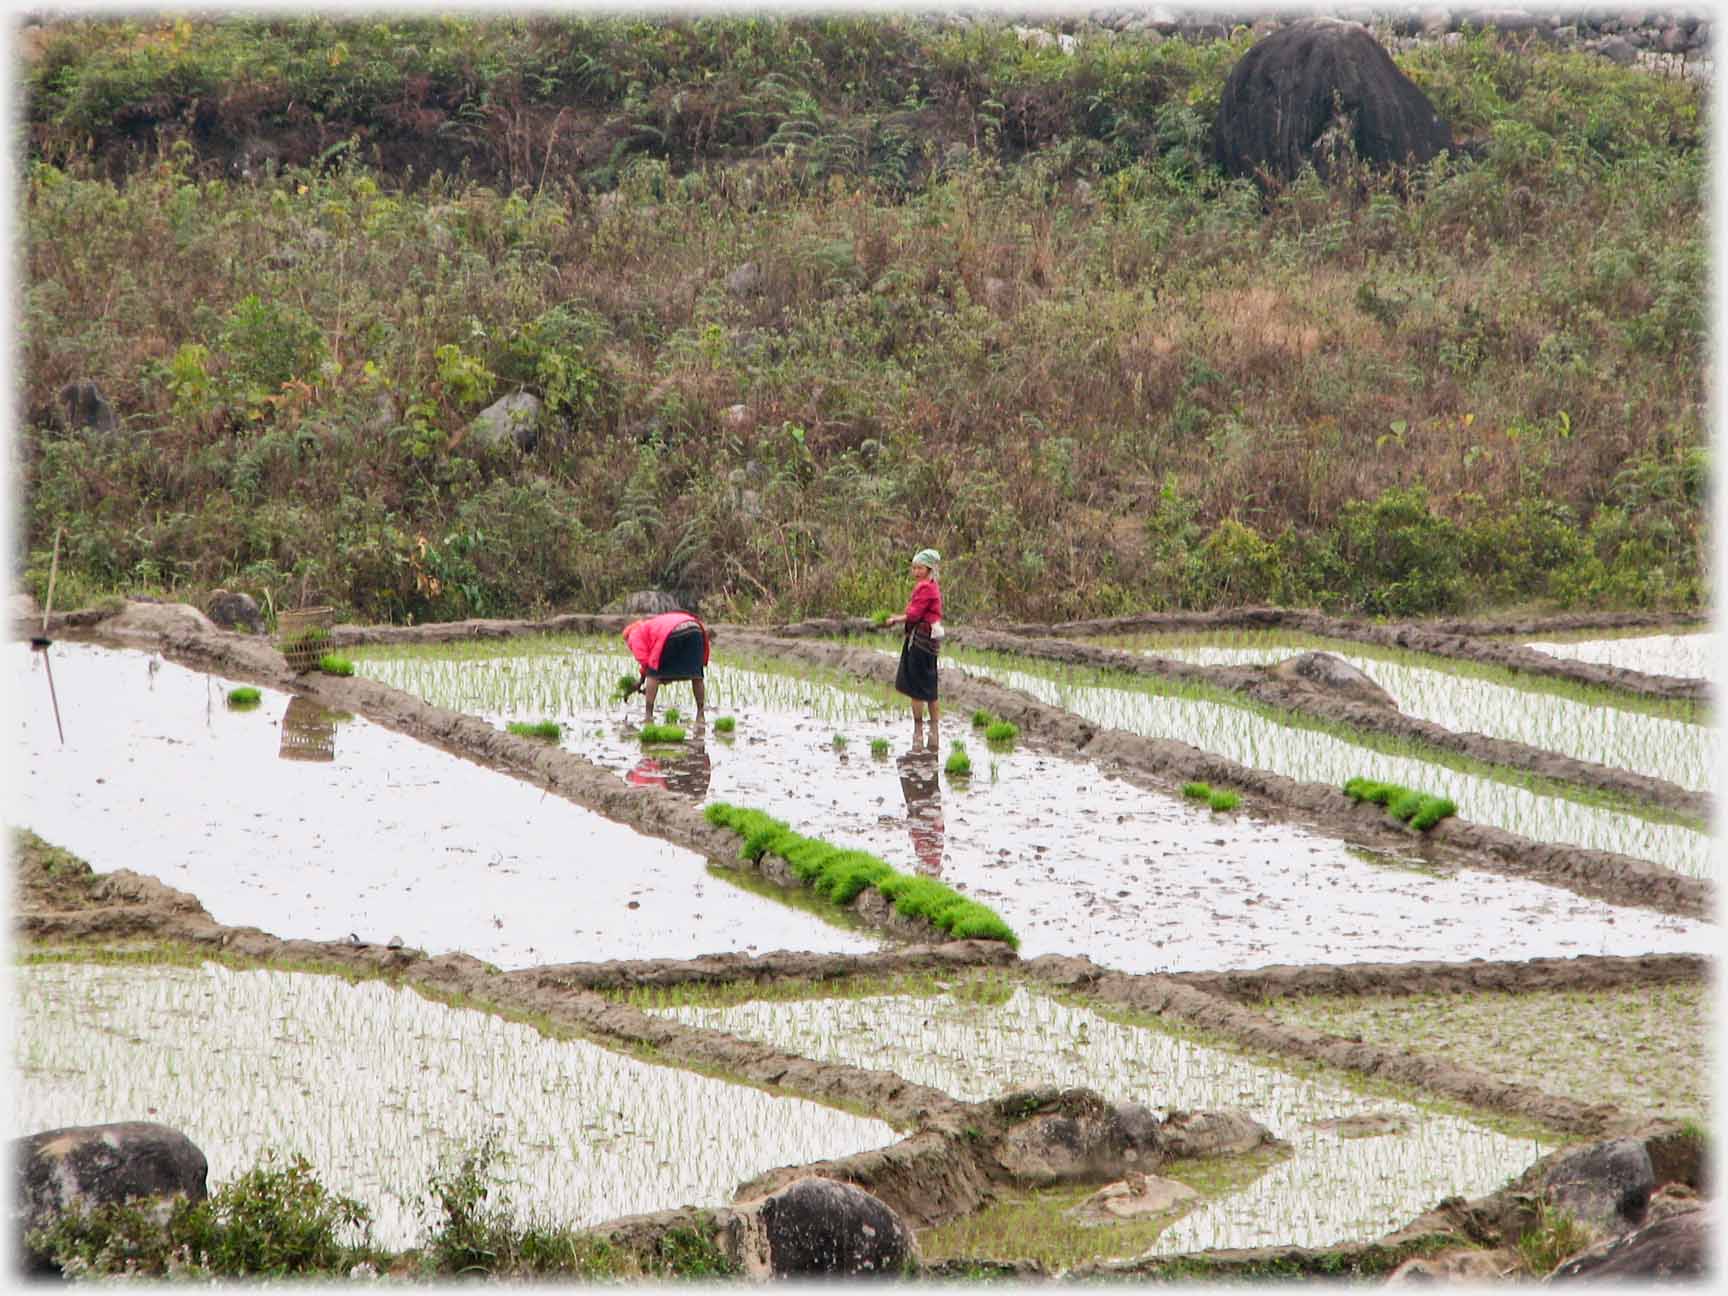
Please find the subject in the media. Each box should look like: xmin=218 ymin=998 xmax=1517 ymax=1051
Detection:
xmin=971 ymin=709 xmax=994 ymax=728
xmin=984 ymin=720 xmax=1019 ymax=746
xmin=831 ymin=733 xmax=849 ymax=751
xmin=639 ymin=724 xmax=686 ymax=744
xmin=703 ymin=802 xmax=1017 ymax=948
xmin=506 ymin=720 xmax=562 ymax=741
xmin=870 ymin=737 xmax=891 ymax=758
xmin=664 ymin=708 xmax=681 ymax=723
xmin=945 ymin=741 xmax=972 ymax=776
xmin=1207 ymin=789 xmax=1241 ymax=812
xmin=1344 ymin=777 xmax=1457 ymax=831
xmin=1182 ymin=781 xmax=1212 ymax=800
xmin=226 ymin=686 xmax=261 ymax=708
xmin=318 ymin=654 xmax=355 ymax=676
xmin=713 ymin=715 xmax=737 ymax=734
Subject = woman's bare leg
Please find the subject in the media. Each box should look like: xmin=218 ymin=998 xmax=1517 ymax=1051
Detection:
xmin=692 ymin=678 xmax=707 ymax=715
xmin=642 ymin=678 xmax=659 ymax=721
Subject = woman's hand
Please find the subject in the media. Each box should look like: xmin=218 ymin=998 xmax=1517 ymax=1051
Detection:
xmin=885 ymin=613 xmax=904 ymax=627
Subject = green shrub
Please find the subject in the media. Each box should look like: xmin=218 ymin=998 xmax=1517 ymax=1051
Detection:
xmin=226 ymin=686 xmax=262 ymax=707
xmin=507 ymin=720 xmax=561 ymax=740
xmin=317 ymin=653 xmax=354 ymax=676
xmin=639 ymin=723 xmax=686 ymax=743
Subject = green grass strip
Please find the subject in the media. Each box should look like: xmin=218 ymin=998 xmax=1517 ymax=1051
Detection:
xmin=506 ymin=720 xmax=562 ymax=740
xmin=703 ymin=802 xmax=1017 ymax=949
xmin=1344 ymin=777 xmax=1456 ymax=831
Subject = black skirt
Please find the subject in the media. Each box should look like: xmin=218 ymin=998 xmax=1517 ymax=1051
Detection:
xmin=894 ymin=628 xmax=939 ymax=702
xmin=649 ymin=622 xmax=706 ymax=680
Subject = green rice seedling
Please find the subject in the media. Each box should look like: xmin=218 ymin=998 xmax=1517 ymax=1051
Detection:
xmin=1345 ymin=777 xmax=1456 ymax=831
xmin=506 ymin=720 xmax=562 ymax=740
xmin=945 ymin=741 xmax=972 ymax=777
xmin=870 ymin=737 xmax=890 ymax=758
xmin=1207 ymin=789 xmax=1240 ymax=812
xmin=664 ymin=708 xmax=681 ymax=723
xmin=317 ymin=654 xmax=354 ymax=676
xmin=639 ymin=723 xmax=686 ymax=744
xmin=713 ymin=715 xmax=737 ymax=734
xmin=831 ymin=733 xmax=848 ymax=751
xmin=984 ymin=720 xmax=1018 ymax=745
xmin=1408 ymin=796 xmax=1458 ymax=831
xmin=226 ymin=686 xmax=262 ymax=708
xmin=970 ymin=709 xmax=994 ymax=728
xmin=871 ymin=610 xmax=892 ymax=627
xmin=1182 ymin=781 xmax=1214 ymax=800
xmin=614 ymin=673 xmax=640 ymax=699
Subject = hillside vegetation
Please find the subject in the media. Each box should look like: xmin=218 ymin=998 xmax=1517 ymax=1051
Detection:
xmin=16 ymin=14 xmax=1709 ymax=624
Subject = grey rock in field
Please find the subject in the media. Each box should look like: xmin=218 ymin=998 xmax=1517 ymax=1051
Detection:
xmin=1540 ymin=1137 xmax=1655 ymax=1236
xmin=1595 ymin=35 xmax=1640 ymax=65
xmin=1069 ymin=1170 xmax=1198 ymax=1224
xmin=993 ymin=1088 xmax=1166 ymax=1185
xmin=205 ymin=589 xmax=265 ymax=634
xmin=14 ymin=1121 xmax=209 ymax=1275
xmin=726 ymin=261 xmax=764 ymax=299
xmin=1387 ymin=1247 xmax=1514 ymax=1283
xmin=603 ymin=590 xmax=688 ymax=617
xmin=747 ymin=1176 xmax=918 ymax=1277
xmin=1158 ymin=1107 xmax=1283 ymax=1159
xmin=52 ymin=379 xmax=119 ymax=438
xmin=1213 ymin=18 xmax=1453 ymax=184
xmin=466 ymin=391 xmax=543 ymax=453
xmin=1549 ymin=1205 xmax=1707 ymax=1281
xmin=1268 ymin=651 xmax=1398 ymax=709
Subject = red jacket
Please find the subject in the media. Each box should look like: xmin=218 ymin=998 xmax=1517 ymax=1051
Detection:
xmin=623 ymin=611 xmax=709 ymax=670
xmin=903 ymin=578 xmax=942 ymax=629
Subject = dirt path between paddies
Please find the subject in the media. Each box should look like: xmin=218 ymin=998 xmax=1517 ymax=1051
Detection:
xmin=769 ymin=616 xmax=1708 ymax=821
xmin=26 ymin=603 xmax=1711 ymax=921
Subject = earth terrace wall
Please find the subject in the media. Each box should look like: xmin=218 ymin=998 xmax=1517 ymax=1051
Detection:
xmin=717 ymin=630 xmax=1712 ymax=921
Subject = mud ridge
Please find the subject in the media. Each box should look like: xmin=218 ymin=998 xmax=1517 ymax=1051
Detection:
xmin=953 ymin=624 xmax=1708 ymax=821
xmin=515 ymin=942 xmax=1017 ymax=993
xmin=1021 ymin=955 xmax=1637 ymax=1138
xmin=719 ymin=631 xmax=1713 ymax=921
xmin=969 ymin=606 xmax=1711 ymax=702
xmin=1161 ymin=953 xmax=1713 ymax=1004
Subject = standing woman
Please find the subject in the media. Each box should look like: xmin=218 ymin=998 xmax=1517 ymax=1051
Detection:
xmin=622 ymin=610 xmax=710 ymax=722
xmin=886 ymin=548 xmax=943 ymax=736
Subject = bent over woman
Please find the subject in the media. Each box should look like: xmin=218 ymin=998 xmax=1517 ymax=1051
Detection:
xmin=885 ymin=548 xmax=942 ymax=735
xmin=622 ymin=610 xmax=710 ymax=722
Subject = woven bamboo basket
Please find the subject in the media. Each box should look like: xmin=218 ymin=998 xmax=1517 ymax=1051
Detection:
xmin=276 ymin=607 xmax=335 ymax=673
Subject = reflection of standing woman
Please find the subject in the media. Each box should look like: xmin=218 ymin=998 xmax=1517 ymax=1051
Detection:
xmin=886 ymin=548 xmax=942 ymax=736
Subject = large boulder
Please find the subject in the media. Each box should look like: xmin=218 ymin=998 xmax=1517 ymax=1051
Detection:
xmin=205 ymin=589 xmax=265 ymax=634
xmin=1157 ymin=1108 xmax=1283 ymax=1160
xmin=993 ymin=1089 xmax=1165 ymax=1185
xmin=14 ymin=1121 xmax=209 ymax=1274
xmin=1540 ymin=1137 xmax=1655 ymax=1237
xmin=1549 ymin=1205 xmax=1707 ymax=1281
xmin=466 ymin=391 xmax=543 ymax=452
xmin=1267 ymin=651 xmax=1398 ymax=709
xmin=51 ymin=380 xmax=120 ymax=439
xmin=1213 ymin=18 xmax=1452 ymax=184
xmin=749 ymin=1177 xmax=918 ymax=1278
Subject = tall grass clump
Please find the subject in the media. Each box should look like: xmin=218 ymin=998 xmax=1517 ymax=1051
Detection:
xmin=1344 ymin=777 xmax=1457 ymax=831
xmin=704 ymin=801 xmax=1017 ymax=947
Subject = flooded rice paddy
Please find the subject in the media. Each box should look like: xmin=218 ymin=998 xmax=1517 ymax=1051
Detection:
xmin=1261 ymin=981 xmax=1710 ymax=1125
xmin=354 ymin=640 xmax=1712 ymax=971
xmin=1095 ymin=630 xmax=1711 ymax=794
xmin=15 ymin=961 xmax=895 ymax=1249
xmin=10 ymin=642 xmax=877 ymax=967
xmin=944 ymin=647 xmax=1713 ymax=880
xmin=1519 ymin=630 xmax=1720 ymax=684
xmin=655 ymin=983 xmax=1552 ymax=1253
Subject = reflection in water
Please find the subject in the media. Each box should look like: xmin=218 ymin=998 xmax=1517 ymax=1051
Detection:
xmin=279 ymin=696 xmax=338 ymax=763
xmin=626 ymin=729 xmax=712 ymax=798
xmin=897 ymin=741 xmax=945 ymax=876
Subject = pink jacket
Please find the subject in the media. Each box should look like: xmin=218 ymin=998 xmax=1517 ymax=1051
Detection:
xmin=902 ymin=578 xmax=942 ymax=629
xmin=623 ymin=611 xmax=709 ymax=670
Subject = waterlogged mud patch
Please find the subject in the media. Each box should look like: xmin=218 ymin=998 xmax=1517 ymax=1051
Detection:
xmin=15 ymin=960 xmax=897 ymax=1249
xmin=1099 ymin=629 xmax=1711 ymax=793
xmin=1262 ymin=982 xmax=1712 ymax=1125
xmin=1520 ymin=631 xmax=1721 ymax=686
xmin=945 ymin=646 xmax=1712 ymax=879
xmin=654 ymin=983 xmax=1553 ymax=1252
xmin=348 ymin=639 xmax=1708 ymax=971
xmin=10 ymin=642 xmax=877 ymax=966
